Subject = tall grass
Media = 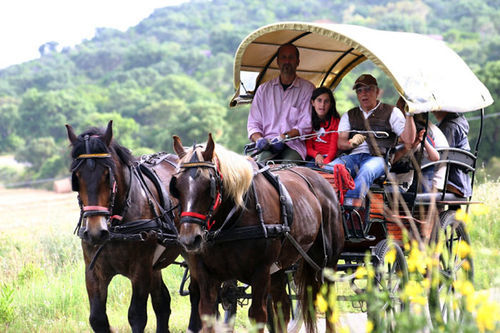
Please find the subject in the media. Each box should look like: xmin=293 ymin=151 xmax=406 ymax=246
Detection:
xmin=0 ymin=182 xmax=498 ymax=331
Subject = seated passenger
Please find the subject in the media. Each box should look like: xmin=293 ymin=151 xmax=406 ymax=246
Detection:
xmin=323 ymin=74 xmax=415 ymax=208
xmin=390 ymin=115 xmax=440 ymax=192
xmin=393 ymin=99 xmax=447 ymax=192
xmin=247 ymin=43 xmax=315 ymax=162
xmin=432 ymin=111 xmax=472 ymax=197
xmin=427 ymin=121 xmax=449 ymax=191
xmin=305 ymin=87 xmax=341 ymax=167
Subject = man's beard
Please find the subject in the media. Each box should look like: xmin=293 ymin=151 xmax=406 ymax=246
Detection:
xmin=281 ymin=64 xmax=295 ymax=75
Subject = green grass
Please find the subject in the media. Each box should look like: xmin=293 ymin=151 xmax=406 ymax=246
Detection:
xmin=0 ymin=182 xmax=499 ymax=331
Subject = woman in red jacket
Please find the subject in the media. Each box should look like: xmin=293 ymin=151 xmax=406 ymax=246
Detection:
xmin=306 ymin=87 xmax=341 ymax=167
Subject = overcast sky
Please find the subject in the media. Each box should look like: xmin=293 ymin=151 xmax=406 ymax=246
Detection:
xmin=0 ymin=0 xmax=187 ymax=69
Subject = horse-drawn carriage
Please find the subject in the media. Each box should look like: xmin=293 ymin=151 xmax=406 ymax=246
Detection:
xmin=222 ymin=21 xmax=493 ymax=331
xmin=67 ymin=22 xmax=493 ymax=333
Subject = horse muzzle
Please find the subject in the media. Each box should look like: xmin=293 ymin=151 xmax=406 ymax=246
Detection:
xmin=82 ymin=215 xmax=110 ymax=245
xmin=178 ymin=222 xmax=205 ymax=252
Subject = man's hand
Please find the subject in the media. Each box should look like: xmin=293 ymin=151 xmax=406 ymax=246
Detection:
xmin=349 ymin=134 xmax=366 ymax=148
xmin=315 ymin=154 xmax=325 ymax=167
xmin=256 ymin=137 xmax=270 ymax=151
xmin=269 ymin=136 xmax=285 ymax=153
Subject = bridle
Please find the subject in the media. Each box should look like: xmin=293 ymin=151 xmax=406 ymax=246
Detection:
xmin=71 ymin=135 xmax=125 ymax=231
xmin=178 ymin=157 xmax=223 ymax=231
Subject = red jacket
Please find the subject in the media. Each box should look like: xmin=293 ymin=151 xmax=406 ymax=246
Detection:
xmin=306 ymin=116 xmax=340 ymax=164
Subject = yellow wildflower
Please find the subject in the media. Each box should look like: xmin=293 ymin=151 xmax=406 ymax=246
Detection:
xmin=461 ymin=280 xmax=474 ymax=296
xmin=455 ymin=209 xmax=471 ymax=224
xmin=476 ymin=299 xmax=500 ymax=332
xmin=402 ymin=280 xmax=427 ymax=305
xmin=328 ymin=309 xmax=339 ymax=324
xmin=315 ymin=293 xmax=328 ymax=313
xmin=385 ymin=247 xmax=396 ymax=265
xmin=407 ymin=244 xmax=427 ymax=275
xmin=366 ymin=320 xmax=374 ymax=333
xmin=339 ymin=325 xmax=350 ymax=333
xmin=355 ymin=266 xmax=367 ymax=279
xmin=456 ymin=241 xmax=472 ymax=259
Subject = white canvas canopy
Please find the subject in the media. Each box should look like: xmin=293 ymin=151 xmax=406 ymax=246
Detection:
xmin=230 ymin=22 xmax=493 ymax=113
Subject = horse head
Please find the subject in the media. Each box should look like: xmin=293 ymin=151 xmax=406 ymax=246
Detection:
xmin=170 ymin=134 xmax=219 ymax=252
xmin=66 ymin=120 xmax=124 ymax=245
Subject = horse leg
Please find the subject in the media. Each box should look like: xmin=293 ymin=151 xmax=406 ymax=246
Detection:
xmin=187 ymin=279 xmax=202 ymax=333
xmin=269 ymin=271 xmax=291 ymax=333
xmin=85 ymin=269 xmax=112 ymax=332
xmin=248 ymin=270 xmax=271 ymax=333
xmin=198 ymin=276 xmax=220 ymax=333
xmin=128 ymin=275 xmax=151 ymax=333
xmin=150 ymin=270 xmax=171 ymax=333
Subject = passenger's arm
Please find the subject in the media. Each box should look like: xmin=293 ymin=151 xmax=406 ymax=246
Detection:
xmin=337 ymin=131 xmax=353 ymax=151
xmin=424 ymin=138 xmax=440 ymax=161
xmin=247 ymin=87 xmax=264 ymax=142
xmin=400 ymin=114 xmax=416 ymax=148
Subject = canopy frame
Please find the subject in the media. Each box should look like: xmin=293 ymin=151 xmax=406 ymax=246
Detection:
xmin=230 ymin=22 xmax=493 ymax=113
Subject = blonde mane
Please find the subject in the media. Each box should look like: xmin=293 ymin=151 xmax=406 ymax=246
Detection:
xmin=179 ymin=143 xmax=254 ymax=207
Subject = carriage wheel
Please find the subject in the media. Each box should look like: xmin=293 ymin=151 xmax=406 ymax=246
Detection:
xmin=267 ymin=268 xmax=303 ymax=333
xmin=368 ymin=239 xmax=408 ymax=332
xmin=428 ymin=210 xmax=473 ymax=327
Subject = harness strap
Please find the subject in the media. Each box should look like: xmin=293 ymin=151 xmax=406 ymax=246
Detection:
xmin=284 ymin=232 xmax=322 ymax=272
xmin=83 ymin=205 xmax=110 ymax=212
xmin=181 ymin=211 xmax=207 ymax=220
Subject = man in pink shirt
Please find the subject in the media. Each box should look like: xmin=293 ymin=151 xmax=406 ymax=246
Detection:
xmin=247 ymin=43 xmax=315 ymax=161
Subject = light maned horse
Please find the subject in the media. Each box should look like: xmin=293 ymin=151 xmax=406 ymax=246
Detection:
xmin=170 ymin=134 xmax=344 ymax=333
xmin=66 ymin=121 xmax=181 ymax=333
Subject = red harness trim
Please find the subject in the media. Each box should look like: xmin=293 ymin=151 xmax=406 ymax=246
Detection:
xmin=181 ymin=211 xmax=207 ymax=220
xmin=83 ymin=205 xmax=110 ymax=212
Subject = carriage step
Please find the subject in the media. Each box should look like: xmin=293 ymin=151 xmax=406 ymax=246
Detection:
xmin=345 ymin=234 xmax=376 ymax=242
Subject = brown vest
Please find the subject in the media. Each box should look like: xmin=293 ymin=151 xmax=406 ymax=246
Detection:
xmin=348 ymin=103 xmax=398 ymax=156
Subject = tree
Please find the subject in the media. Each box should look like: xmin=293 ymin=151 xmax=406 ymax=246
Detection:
xmin=0 ymin=97 xmax=21 ymax=152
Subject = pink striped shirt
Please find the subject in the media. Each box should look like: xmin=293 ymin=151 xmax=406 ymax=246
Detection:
xmin=247 ymin=76 xmax=314 ymax=159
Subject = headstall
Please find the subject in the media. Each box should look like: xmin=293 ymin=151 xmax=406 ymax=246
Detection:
xmin=178 ymin=158 xmax=223 ymax=231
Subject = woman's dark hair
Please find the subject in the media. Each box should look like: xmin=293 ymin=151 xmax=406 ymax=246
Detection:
xmin=311 ymin=87 xmax=340 ymax=130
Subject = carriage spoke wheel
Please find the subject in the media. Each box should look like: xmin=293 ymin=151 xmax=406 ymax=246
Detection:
xmin=429 ymin=210 xmax=473 ymax=327
xmin=368 ymin=239 xmax=408 ymax=332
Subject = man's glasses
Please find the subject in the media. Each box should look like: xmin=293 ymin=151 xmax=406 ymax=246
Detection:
xmin=355 ymin=86 xmax=376 ymax=94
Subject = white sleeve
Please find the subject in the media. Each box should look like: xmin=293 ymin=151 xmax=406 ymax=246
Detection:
xmin=389 ymin=107 xmax=406 ymax=136
xmin=338 ymin=112 xmax=351 ymax=132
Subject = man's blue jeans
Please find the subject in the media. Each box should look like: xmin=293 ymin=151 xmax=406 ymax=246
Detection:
xmin=323 ymin=153 xmax=385 ymax=199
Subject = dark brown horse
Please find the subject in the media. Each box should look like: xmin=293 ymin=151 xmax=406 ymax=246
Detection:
xmin=170 ymin=134 xmax=344 ymax=333
xmin=66 ymin=121 xmax=181 ymax=333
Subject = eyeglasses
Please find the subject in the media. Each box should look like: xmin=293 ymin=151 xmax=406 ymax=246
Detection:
xmin=355 ymin=86 xmax=376 ymax=94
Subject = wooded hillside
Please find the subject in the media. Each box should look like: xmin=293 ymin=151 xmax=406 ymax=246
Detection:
xmin=0 ymin=0 xmax=498 ymax=185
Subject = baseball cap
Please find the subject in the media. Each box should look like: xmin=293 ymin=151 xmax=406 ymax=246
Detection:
xmin=352 ymin=74 xmax=378 ymax=90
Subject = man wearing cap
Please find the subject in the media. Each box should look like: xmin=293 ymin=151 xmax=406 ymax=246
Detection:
xmin=433 ymin=111 xmax=472 ymax=197
xmin=324 ymin=74 xmax=415 ymax=209
xmin=247 ymin=43 xmax=315 ymax=161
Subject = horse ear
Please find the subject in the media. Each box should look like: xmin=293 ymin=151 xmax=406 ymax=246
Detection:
xmin=202 ymin=133 xmax=215 ymax=161
xmin=65 ymin=124 xmax=77 ymax=144
xmin=103 ymin=120 xmax=113 ymax=147
xmin=173 ymin=136 xmax=186 ymax=159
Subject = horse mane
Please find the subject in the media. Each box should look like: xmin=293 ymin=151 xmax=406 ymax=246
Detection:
xmin=180 ymin=143 xmax=254 ymax=207
xmin=69 ymin=127 xmax=136 ymax=170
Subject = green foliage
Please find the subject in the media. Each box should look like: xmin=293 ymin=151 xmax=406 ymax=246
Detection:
xmin=0 ymin=283 xmax=14 ymax=324
xmin=0 ymin=0 xmax=498 ymax=179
